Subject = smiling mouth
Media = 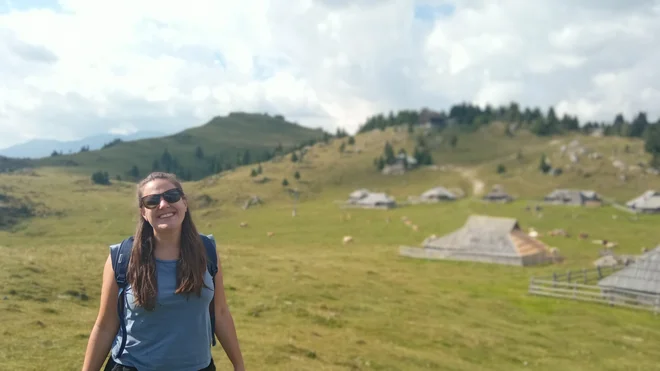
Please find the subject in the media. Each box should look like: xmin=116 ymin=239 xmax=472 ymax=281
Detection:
xmin=158 ymin=212 xmax=176 ymax=219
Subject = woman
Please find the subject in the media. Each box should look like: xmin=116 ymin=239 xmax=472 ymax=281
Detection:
xmin=82 ymin=172 xmax=245 ymax=371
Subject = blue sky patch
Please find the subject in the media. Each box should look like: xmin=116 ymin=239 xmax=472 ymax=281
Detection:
xmin=414 ymin=3 xmax=455 ymax=22
xmin=1 ymin=0 xmax=62 ymax=13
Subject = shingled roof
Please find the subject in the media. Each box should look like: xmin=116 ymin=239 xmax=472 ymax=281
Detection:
xmin=626 ymin=190 xmax=660 ymax=213
xmin=345 ymin=190 xmax=396 ymax=209
xmin=598 ymin=246 xmax=660 ymax=295
xmin=544 ymin=189 xmax=601 ymax=205
xmin=349 ymin=188 xmax=370 ymax=200
xmin=357 ymin=192 xmax=395 ymax=206
xmin=420 ymin=186 xmax=457 ymax=201
xmin=419 ymin=215 xmax=556 ymax=266
xmin=482 ymin=188 xmax=513 ymax=202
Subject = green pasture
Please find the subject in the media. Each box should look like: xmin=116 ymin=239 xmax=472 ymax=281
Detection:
xmin=2 ymin=169 xmax=660 ymax=370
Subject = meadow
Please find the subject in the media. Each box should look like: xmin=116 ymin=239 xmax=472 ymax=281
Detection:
xmin=1 ymin=125 xmax=660 ymax=370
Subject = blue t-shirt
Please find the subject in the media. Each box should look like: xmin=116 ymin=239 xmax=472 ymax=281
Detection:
xmin=111 ymin=258 xmax=214 ymax=371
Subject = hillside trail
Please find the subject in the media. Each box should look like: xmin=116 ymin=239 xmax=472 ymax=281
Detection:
xmin=447 ymin=139 xmax=564 ymax=198
xmin=453 ymin=166 xmax=485 ymax=196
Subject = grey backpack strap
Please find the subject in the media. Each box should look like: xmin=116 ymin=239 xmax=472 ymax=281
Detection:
xmin=110 ymin=237 xmax=134 ymax=359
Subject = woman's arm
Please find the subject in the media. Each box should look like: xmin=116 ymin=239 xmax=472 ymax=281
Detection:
xmin=213 ymin=257 xmax=245 ymax=371
xmin=82 ymin=254 xmax=120 ymax=371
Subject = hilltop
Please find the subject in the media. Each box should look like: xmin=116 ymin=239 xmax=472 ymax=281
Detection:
xmin=0 ymin=112 xmax=329 ymax=182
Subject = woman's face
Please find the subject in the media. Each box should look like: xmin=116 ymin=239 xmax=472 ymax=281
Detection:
xmin=140 ymin=179 xmax=188 ymax=232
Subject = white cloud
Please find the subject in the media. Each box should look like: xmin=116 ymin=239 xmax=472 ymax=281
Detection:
xmin=0 ymin=0 xmax=659 ymax=149
xmin=109 ymin=122 xmax=139 ymax=136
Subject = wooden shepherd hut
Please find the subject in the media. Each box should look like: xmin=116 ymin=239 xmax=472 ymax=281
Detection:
xmin=399 ymin=215 xmax=559 ymax=266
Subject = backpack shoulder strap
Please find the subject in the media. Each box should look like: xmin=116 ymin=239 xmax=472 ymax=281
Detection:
xmin=110 ymin=237 xmax=134 ymax=288
xmin=199 ymin=233 xmax=219 ymax=347
xmin=200 ymin=234 xmax=218 ymax=276
xmin=109 ymin=236 xmax=134 ymax=360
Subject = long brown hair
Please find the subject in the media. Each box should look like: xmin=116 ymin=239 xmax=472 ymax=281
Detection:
xmin=127 ymin=172 xmax=208 ymax=311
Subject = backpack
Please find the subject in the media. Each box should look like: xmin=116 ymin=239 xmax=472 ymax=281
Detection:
xmin=109 ymin=233 xmax=219 ymax=360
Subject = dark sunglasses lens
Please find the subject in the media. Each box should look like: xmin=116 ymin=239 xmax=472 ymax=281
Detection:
xmin=143 ymin=195 xmax=161 ymax=208
xmin=163 ymin=189 xmax=182 ymax=203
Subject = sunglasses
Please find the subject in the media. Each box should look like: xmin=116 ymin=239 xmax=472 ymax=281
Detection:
xmin=140 ymin=188 xmax=184 ymax=209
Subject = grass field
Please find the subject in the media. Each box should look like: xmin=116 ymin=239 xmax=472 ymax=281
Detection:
xmin=1 ymin=125 xmax=660 ymax=370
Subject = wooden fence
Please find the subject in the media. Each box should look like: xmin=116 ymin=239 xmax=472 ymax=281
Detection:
xmin=533 ymin=264 xmax=623 ymax=285
xmin=528 ymin=265 xmax=660 ymax=314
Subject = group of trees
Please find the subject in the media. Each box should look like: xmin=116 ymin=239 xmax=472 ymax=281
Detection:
xmin=335 ymin=128 xmax=349 ymax=138
xmin=357 ymin=103 xmax=584 ymax=136
xmin=337 ymin=135 xmax=356 ymax=154
xmin=250 ymin=163 xmax=263 ymax=177
xmin=538 ymin=153 xmax=552 ymax=174
xmin=91 ymin=170 xmax=111 ymax=185
xmin=373 ymin=137 xmax=434 ymax=171
xmin=412 ymin=137 xmax=434 ymax=166
xmin=357 ymin=102 xmax=660 ymax=167
xmin=281 ymin=171 xmax=300 ymax=187
xmin=358 ymin=109 xmax=421 ymax=133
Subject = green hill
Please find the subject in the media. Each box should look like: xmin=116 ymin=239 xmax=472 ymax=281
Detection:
xmin=5 ymin=112 xmax=329 ymax=181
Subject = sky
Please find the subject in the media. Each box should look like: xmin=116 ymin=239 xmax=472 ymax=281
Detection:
xmin=1 ymin=0 xmax=659 ymax=149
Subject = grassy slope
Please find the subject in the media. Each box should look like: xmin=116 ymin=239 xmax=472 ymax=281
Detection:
xmin=27 ymin=113 xmax=327 ymax=180
xmin=1 ymin=124 xmax=660 ymax=370
xmin=461 ymin=124 xmax=658 ymax=202
xmin=184 ymin=122 xmax=660 ymax=208
xmin=0 ymin=156 xmax=33 ymax=172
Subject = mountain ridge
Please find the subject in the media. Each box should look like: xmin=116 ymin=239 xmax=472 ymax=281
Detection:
xmin=0 ymin=130 xmax=168 ymax=159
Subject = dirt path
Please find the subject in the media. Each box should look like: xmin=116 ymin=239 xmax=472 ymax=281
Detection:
xmin=455 ymin=167 xmax=485 ymax=196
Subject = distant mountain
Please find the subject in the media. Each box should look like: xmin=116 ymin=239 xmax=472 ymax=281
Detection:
xmin=0 ymin=130 xmax=167 ymax=159
xmin=28 ymin=112 xmax=330 ymax=181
